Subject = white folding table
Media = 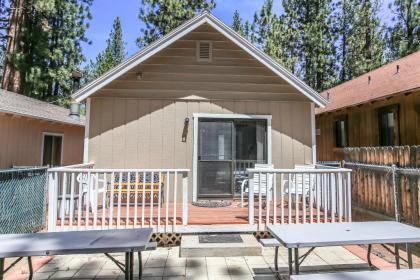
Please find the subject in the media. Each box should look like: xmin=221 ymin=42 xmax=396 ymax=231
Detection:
xmin=268 ymin=221 xmax=420 ymax=275
xmin=0 ymin=229 xmax=155 ymax=280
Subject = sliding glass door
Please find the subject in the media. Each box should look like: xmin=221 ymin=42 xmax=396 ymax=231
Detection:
xmin=197 ymin=118 xmax=267 ymax=199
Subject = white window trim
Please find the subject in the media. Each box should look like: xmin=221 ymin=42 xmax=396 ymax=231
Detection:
xmin=196 ymin=41 xmax=212 ymax=62
xmin=311 ymin=103 xmax=317 ymax=164
xmin=41 ymin=132 xmax=64 ymax=167
xmin=192 ymin=113 xmax=272 ymax=202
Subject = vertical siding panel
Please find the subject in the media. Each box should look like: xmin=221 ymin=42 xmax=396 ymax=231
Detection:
xmin=303 ymin=103 xmax=313 ymax=164
xmin=234 ymin=102 xmax=246 ymax=114
xmin=280 ymin=102 xmax=293 ymax=167
xmin=149 ymin=100 xmax=164 ymax=168
xmin=137 ymin=100 xmax=151 ymax=167
xmin=271 ymin=102 xmax=282 ymax=167
xmin=89 ymin=99 xmax=101 ymax=167
xmin=174 ymin=102 xmax=188 ymax=169
xmin=125 ymin=99 xmax=139 ymax=168
xmin=112 ymin=99 xmax=126 ymax=168
xmin=99 ymin=99 xmax=114 ymax=167
xmin=162 ymin=101 xmax=176 ymax=168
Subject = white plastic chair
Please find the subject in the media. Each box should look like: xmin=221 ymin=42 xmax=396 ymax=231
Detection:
xmin=240 ymin=164 xmax=274 ymax=207
xmin=285 ymin=164 xmax=316 ymax=200
xmin=77 ymin=173 xmax=107 ymax=211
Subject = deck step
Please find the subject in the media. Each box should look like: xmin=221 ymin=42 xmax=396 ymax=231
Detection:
xmin=180 ymin=234 xmax=262 ymax=257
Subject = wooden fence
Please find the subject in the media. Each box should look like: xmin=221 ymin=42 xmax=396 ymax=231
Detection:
xmin=344 ymin=146 xmax=420 ymax=225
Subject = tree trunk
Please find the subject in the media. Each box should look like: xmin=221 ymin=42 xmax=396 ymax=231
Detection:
xmin=1 ymin=0 xmax=27 ymax=93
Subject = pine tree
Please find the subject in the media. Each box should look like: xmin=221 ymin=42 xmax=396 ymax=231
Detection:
xmin=0 ymin=0 xmax=9 ymax=79
xmin=387 ymin=0 xmax=420 ymax=60
xmin=256 ymin=0 xmax=274 ymax=48
xmin=292 ymin=0 xmax=337 ymax=91
xmin=84 ymin=17 xmax=126 ymax=84
xmin=137 ymin=0 xmax=216 ymax=48
xmin=1 ymin=0 xmax=93 ymax=105
xmin=346 ymin=0 xmax=384 ymax=79
xmin=334 ymin=0 xmax=358 ymax=82
xmin=232 ymin=10 xmax=243 ymax=35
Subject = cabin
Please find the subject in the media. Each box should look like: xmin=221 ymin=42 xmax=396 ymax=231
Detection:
xmin=316 ymin=51 xmax=420 ymax=161
xmin=47 ymin=12 xmax=352 ymax=234
xmin=0 ymin=89 xmax=85 ymax=168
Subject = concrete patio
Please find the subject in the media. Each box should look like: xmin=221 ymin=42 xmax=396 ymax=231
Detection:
xmin=26 ymin=246 xmax=369 ymax=280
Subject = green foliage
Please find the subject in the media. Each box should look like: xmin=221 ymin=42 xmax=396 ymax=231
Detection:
xmin=84 ymin=17 xmax=126 ymax=84
xmin=4 ymin=0 xmax=92 ymax=106
xmin=232 ymin=10 xmax=243 ymax=35
xmin=387 ymin=0 xmax=420 ymax=60
xmin=137 ymin=0 xmax=216 ymax=48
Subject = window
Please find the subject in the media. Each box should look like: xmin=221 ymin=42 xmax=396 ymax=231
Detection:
xmin=378 ymin=105 xmax=399 ymax=146
xmin=334 ymin=117 xmax=348 ymax=148
xmin=42 ymin=134 xmax=63 ymax=167
xmin=197 ymin=41 xmax=212 ymax=61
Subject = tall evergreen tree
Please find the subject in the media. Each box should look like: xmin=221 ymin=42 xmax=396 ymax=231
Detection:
xmin=1 ymin=0 xmax=92 ymax=105
xmin=346 ymin=0 xmax=384 ymax=79
xmin=387 ymin=0 xmax=420 ymax=60
xmin=137 ymin=0 xmax=216 ymax=48
xmin=334 ymin=0 xmax=358 ymax=82
xmin=232 ymin=10 xmax=243 ymax=35
xmin=294 ymin=0 xmax=337 ymax=91
xmin=84 ymin=17 xmax=126 ymax=84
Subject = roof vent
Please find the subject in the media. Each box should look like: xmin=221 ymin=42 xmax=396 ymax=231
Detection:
xmin=396 ymin=65 xmax=400 ymax=74
xmin=197 ymin=41 xmax=212 ymax=61
xmin=368 ymin=75 xmax=372 ymax=84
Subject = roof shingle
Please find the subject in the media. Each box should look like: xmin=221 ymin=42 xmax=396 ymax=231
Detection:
xmin=316 ymin=51 xmax=420 ymax=114
xmin=0 ymin=89 xmax=85 ymax=126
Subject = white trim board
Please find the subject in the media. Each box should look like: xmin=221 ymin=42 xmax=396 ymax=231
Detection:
xmin=192 ymin=113 xmax=272 ymax=202
xmin=72 ymin=11 xmax=327 ymax=107
xmin=83 ymin=98 xmax=91 ymax=163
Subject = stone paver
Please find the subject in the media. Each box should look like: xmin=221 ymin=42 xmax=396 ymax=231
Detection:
xmin=12 ymin=246 xmax=370 ymax=279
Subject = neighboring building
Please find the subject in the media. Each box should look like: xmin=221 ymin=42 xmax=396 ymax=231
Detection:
xmin=0 ymin=89 xmax=85 ymax=168
xmin=72 ymin=11 xmax=327 ymax=200
xmin=316 ymin=51 xmax=420 ymax=161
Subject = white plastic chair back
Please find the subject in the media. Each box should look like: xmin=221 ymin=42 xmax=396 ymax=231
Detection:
xmin=289 ymin=165 xmax=316 ymax=195
xmin=252 ymin=164 xmax=274 ymax=195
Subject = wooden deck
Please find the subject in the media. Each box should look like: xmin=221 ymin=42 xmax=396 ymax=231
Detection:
xmin=56 ymin=200 xmax=331 ymax=227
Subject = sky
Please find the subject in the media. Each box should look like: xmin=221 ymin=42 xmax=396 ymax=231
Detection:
xmin=82 ymin=0 xmax=393 ymax=65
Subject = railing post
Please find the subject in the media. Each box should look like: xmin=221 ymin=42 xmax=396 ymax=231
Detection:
xmin=248 ymin=171 xmax=254 ymax=225
xmin=347 ymin=171 xmax=352 ymax=222
xmin=182 ymin=172 xmax=189 ymax=226
xmin=47 ymin=172 xmax=57 ymax=232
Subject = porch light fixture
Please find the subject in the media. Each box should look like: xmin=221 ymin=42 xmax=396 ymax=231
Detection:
xmin=136 ymin=72 xmax=143 ymax=80
xmin=182 ymin=118 xmax=190 ymax=142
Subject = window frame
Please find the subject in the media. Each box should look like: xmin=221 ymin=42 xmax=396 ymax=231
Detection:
xmin=377 ymin=104 xmax=400 ymax=146
xmin=41 ymin=132 xmax=64 ymax=167
xmin=333 ymin=115 xmax=349 ymax=148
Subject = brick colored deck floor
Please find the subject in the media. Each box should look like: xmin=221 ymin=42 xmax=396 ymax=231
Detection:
xmin=4 ymin=245 xmax=398 ymax=280
xmin=57 ymin=201 xmax=332 ymax=227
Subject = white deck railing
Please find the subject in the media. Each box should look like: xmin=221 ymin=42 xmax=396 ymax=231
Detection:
xmin=247 ymin=166 xmax=352 ymax=230
xmin=47 ymin=166 xmax=189 ymax=232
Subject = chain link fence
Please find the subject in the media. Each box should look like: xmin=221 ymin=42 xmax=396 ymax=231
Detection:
xmin=0 ymin=167 xmax=48 ymax=234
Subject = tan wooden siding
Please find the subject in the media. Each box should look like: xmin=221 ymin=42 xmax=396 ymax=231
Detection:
xmin=0 ymin=113 xmax=84 ymax=168
xmin=93 ymin=24 xmax=307 ymax=102
xmin=88 ymin=98 xmax=313 ymax=170
xmin=316 ymin=89 xmax=420 ymax=161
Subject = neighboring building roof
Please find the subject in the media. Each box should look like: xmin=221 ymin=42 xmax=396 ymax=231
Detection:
xmin=72 ymin=11 xmax=327 ymax=107
xmin=316 ymin=51 xmax=420 ymax=114
xmin=0 ymin=89 xmax=85 ymax=126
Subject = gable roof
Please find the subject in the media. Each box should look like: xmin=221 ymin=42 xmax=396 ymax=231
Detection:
xmin=0 ymin=89 xmax=85 ymax=126
xmin=72 ymin=11 xmax=327 ymax=107
xmin=316 ymin=51 xmax=420 ymax=114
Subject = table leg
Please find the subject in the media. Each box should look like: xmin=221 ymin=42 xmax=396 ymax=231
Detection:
xmin=288 ymin=248 xmax=293 ymax=275
xmin=0 ymin=258 xmax=4 ymax=280
xmin=367 ymin=245 xmax=373 ymax=268
xmin=294 ymin=248 xmax=300 ymax=274
xmin=394 ymin=244 xmax=400 ymax=269
xmin=129 ymin=252 xmax=134 ymax=280
xmin=125 ymin=252 xmax=130 ymax=280
xmin=274 ymin=247 xmax=279 ymax=272
xmin=406 ymin=243 xmax=413 ymax=269
xmin=28 ymin=257 xmax=33 ymax=280
xmin=138 ymin=251 xmax=143 ymax=279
